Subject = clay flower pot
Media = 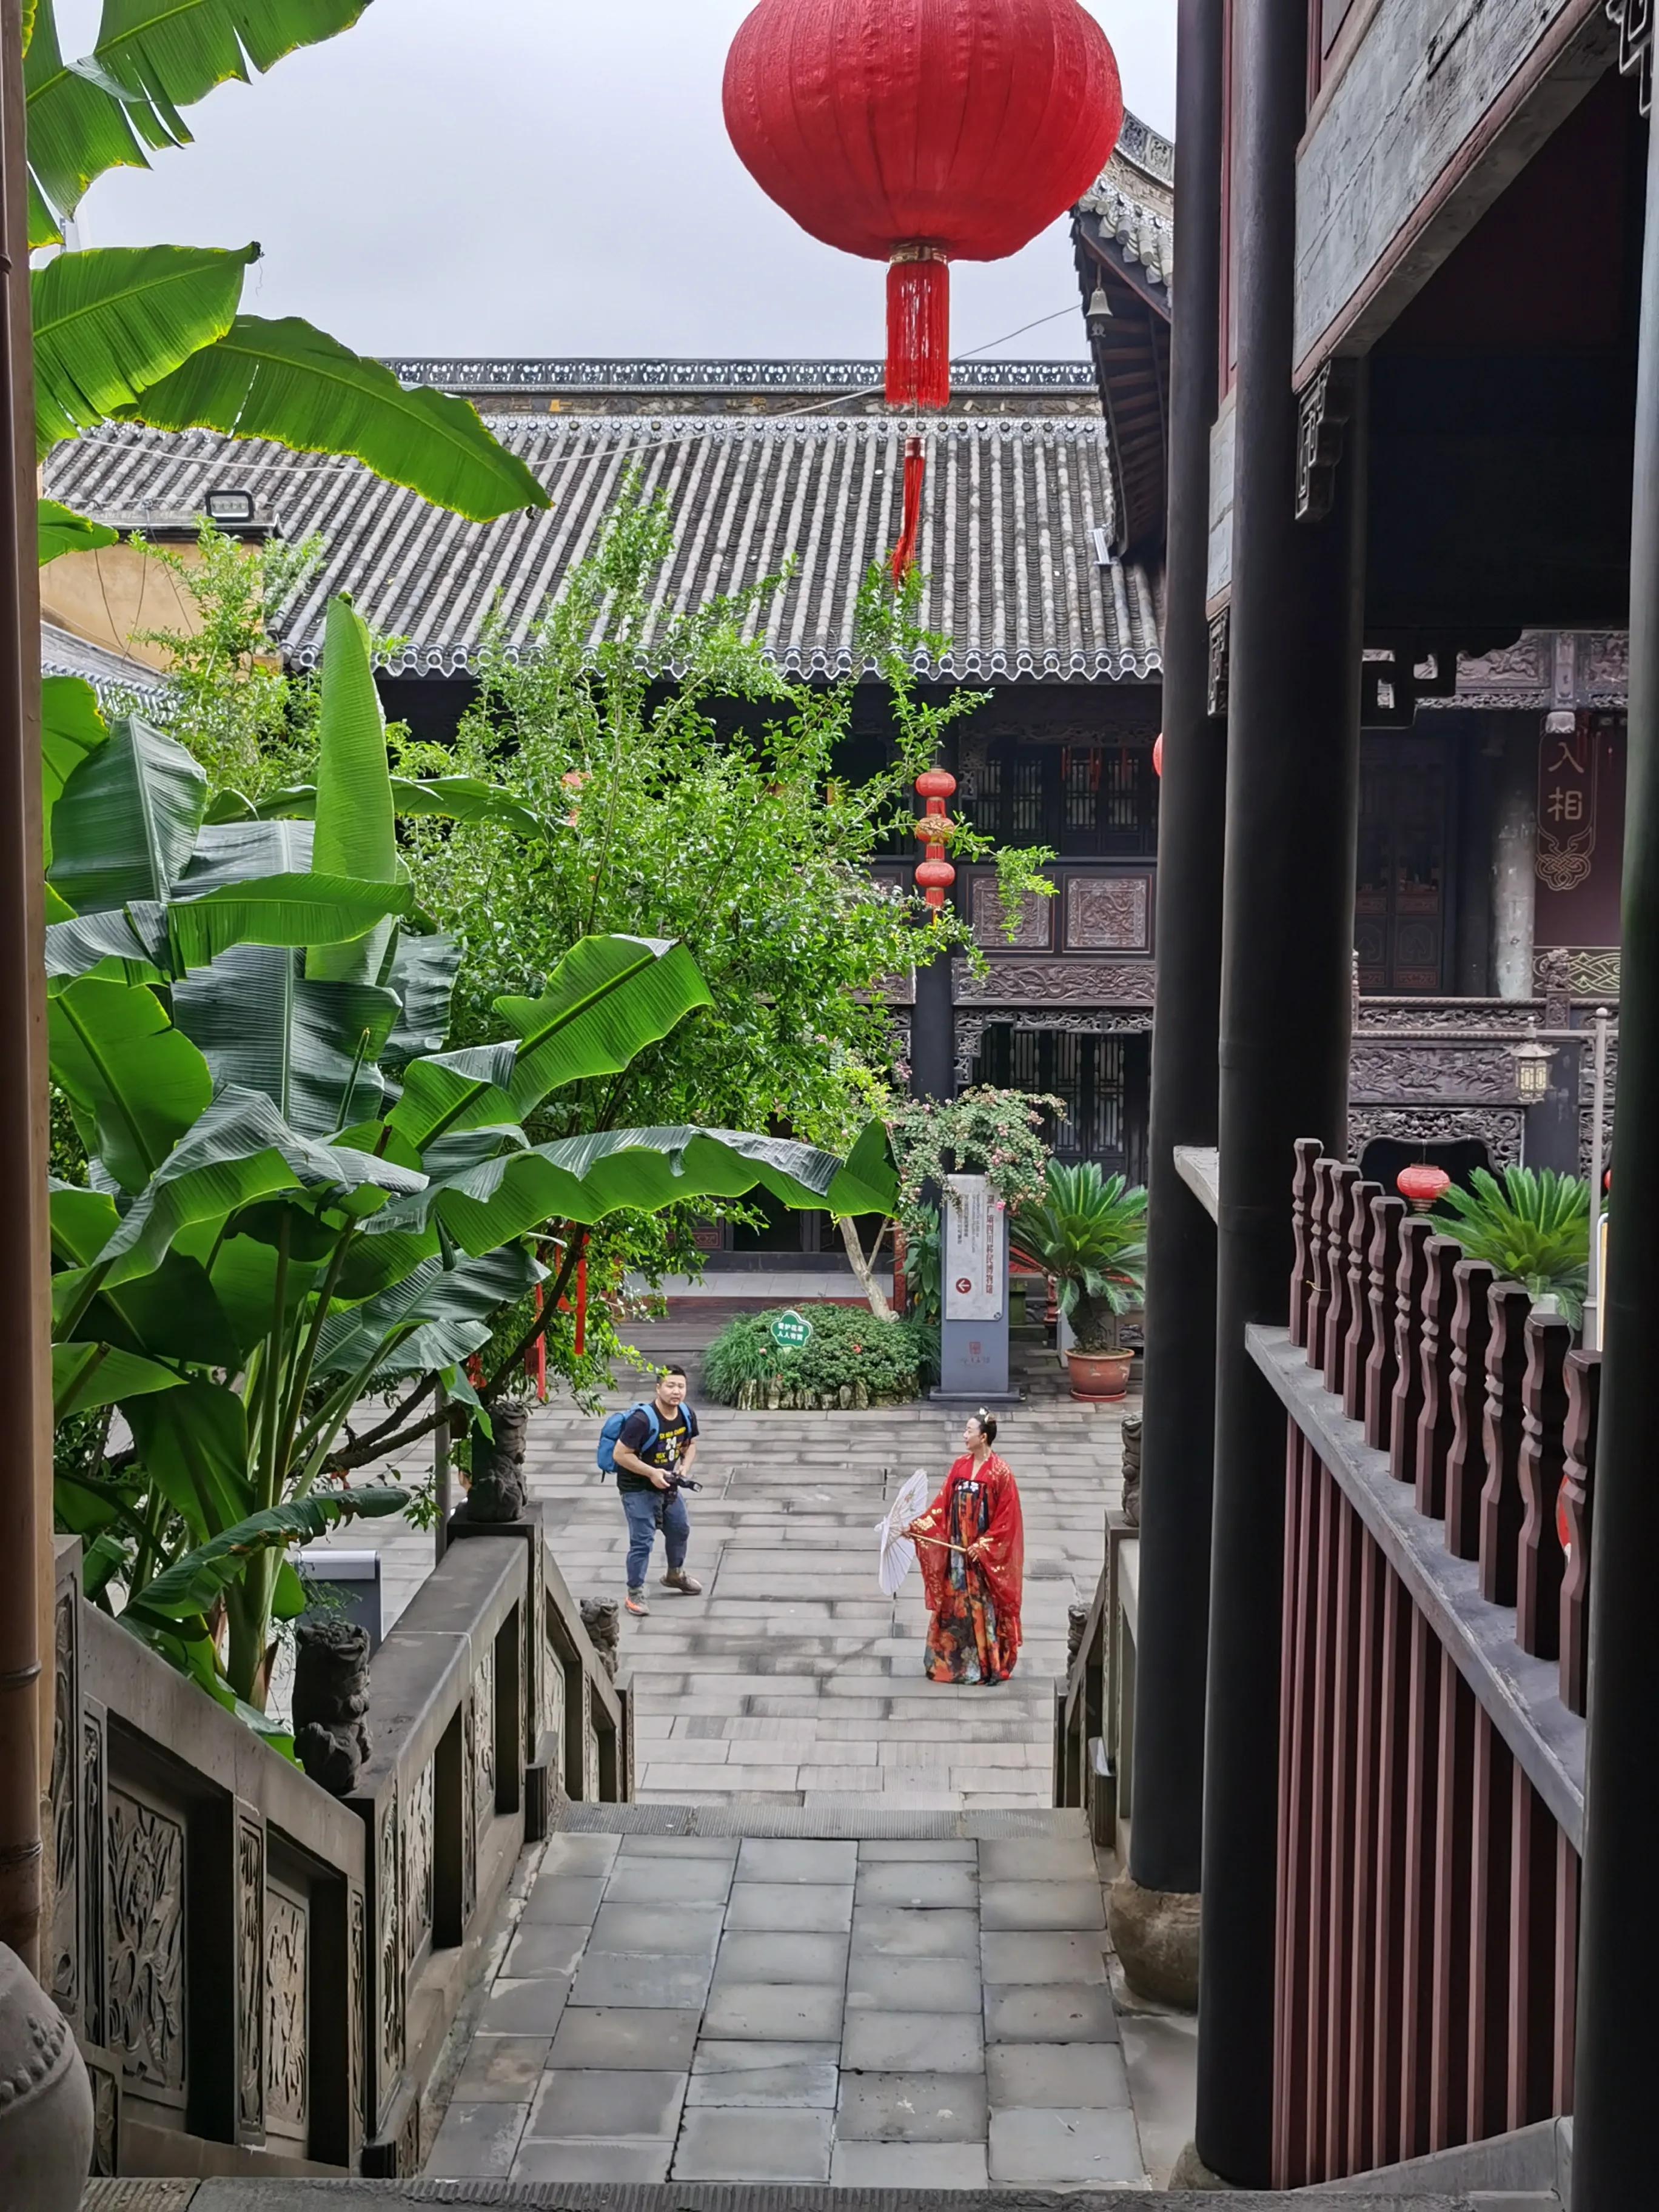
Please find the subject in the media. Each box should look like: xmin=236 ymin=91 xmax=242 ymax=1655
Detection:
xmin=1067 ymin=1346 xmax=1134 ymax=1401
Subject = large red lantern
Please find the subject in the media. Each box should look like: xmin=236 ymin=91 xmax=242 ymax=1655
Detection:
xmin=724 ymin=0 xmax=1123 ymax=578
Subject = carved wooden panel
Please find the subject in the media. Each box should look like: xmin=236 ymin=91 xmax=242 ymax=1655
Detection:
xmin=971 ymin=877 xmax=1051 ymax=950
xmin=1348 ymin=1107 xmax=1524 ymax=1170
xmin=235 ymin=1816 xmax=264 ymax=2137
xmin=1349 ymin=1044 xmax=1519 ymax=1105
xmin=955 ymin=957 xmax=1156 ymax=1006
xmin=50 ymin=1588 xmax=78 ymax=2013
xmin=81 ymin=1708 xmax=106 ymax=2050
xmin=106 ymin=1788 xmax=186 ymax=2097
xmin=264 ymin=1886 xmax=308 ymax=2135
xmin=406 ymin=1760 xmax=434 ymax=1958
xmin=1065 ymin=875 xmax=1150 ymax=952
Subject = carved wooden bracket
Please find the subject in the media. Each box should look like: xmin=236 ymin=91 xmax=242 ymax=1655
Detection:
xmin=1207 ymin=608 xmax=1230 ymax=717
xmin=1295 ymin=358 xmax=1358 ymax=521
xmin=1609 ymin=0 xmax=1653 ymax=113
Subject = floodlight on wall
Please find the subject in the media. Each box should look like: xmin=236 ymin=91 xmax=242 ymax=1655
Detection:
xmin=203 ymin=488 xmax=255 ymax=524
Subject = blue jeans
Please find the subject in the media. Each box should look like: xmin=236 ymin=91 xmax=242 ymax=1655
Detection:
xmin=621 ymin=1484 xmax=689 ymax=1590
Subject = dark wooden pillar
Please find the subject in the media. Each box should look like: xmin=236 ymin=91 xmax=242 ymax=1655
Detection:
xmin=1574 ymin=83 xmax=1659 ymax=2208
xmin=1111 ymin=0 xmax=1225 ymax=1990
xmin=1191 ymin=0 xmax=1366 ymax=2182
xmin=909 ymin=942 xmax=955 ymax=1100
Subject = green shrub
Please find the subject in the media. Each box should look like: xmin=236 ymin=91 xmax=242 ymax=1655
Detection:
xmin=702 ymin=1304 xmax=936 ymax=1410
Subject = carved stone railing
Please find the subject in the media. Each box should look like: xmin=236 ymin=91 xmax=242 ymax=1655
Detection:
xmin=52 ymin=1505 xmax=629 ymax=2182
xmin=1053 ymin=1504 xmax=1137 ymax=1849
xmin=1254 ymin=1141 xmax=1596 ymax=2190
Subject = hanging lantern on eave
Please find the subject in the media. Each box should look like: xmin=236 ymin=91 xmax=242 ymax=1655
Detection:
xmin=723 ymin=0 xmax=1124 ymax=581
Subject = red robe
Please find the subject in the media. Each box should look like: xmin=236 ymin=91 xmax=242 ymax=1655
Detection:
xmin=911 ymin=1452 xmax=1024 ymax=1684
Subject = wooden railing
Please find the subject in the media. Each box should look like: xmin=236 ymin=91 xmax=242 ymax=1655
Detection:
xmin=52 ymin=1500 xmax=629 ymax=2183
xmin=1249 ymin=1139 xmax=1595 ymax=2190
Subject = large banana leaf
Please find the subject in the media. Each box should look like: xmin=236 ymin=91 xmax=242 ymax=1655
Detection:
xmin=201 ymin=1232 xmax=320 ymax=1359
xmin=383 ymin=932 xmax=460 ymax=1067
xmin=49 ymin=976 xmax=213 ymax=1190
xmin=173 ymin=817 xmax=313 ymax=893
xmin=53 ymin=1339 xmax=183 ymax=1420
xmin=307 ymin=595 xmax=397 ymax=985
xmin=34 ymin=242 xmax=254 ymax=451
xmin=93 ymin=1084 xmax=426 ymax=1290
xmin=124 ymin=1374 xmax=250 ymax=1540
xmin=124 ymin=1484 xmax=409 ymax=1621
xmin=39 ymin=499 xmax=118 ymax=563
xmin=376 ymin=1122 xmax=899 ymax=1255
xmin=113 ymin=314 xmax=549 ymax=523
xmin=54 ymin=1246 xmax=240 ymax=1368
xmin=42 ymin=677 xmax=107 ymax=866
xmin=386 ymin=935 xmax=710 ymax=1149
xmin=25 ymin=0 xmax=152 ymax=247
xmin=207 ymin=774 xmax=547 ymax=842
xmin=49 ymin=1179 xmax=119 ymax=1267
xmin=49 ymin=715 xmax=205 ymax=914
xmin=173 ymin=945 xmax=398 ymax=1134
xmin=315 ymin=1243 xmax=545 ymax=1379
xmin=94 ymin=0 xmax=374 ymax=138
xmin=44 ymin=873 xmax=417 ymax=991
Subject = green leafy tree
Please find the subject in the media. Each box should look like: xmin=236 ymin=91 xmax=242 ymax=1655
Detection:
xmin=48 ymin=591 xmax=895 ymax=1721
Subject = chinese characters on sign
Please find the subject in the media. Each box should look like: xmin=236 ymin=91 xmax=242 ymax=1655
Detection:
xmin=1536 ymin=715 xmax=1600 ymax=893
xmin=769 ymin=1309 xmax=813 ymax=1349
xmin=942 ymin=1175 xmax=1005 ymax=1322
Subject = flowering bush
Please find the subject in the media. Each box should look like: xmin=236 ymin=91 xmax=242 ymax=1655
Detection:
xmin=890 ymin=1086 xmax=1061 ymax=1218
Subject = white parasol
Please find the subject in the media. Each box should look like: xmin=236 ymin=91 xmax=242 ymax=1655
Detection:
xmin=874 ymin=1469 xmax=931 ymax=1597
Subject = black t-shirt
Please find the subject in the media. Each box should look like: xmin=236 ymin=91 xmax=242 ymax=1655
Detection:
xmin=615 ymin=1401 xmax=699 ymax=1493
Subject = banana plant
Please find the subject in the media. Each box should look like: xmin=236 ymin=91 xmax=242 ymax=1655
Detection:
xmin=50 ymin=594 xmax=898 ymax=1715
xmin=28 ymin=0 xmax=548 ymax=534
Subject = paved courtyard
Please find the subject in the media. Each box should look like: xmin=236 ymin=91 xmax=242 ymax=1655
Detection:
xmin=426 ymin=1816 xmax=1144 ymax=2187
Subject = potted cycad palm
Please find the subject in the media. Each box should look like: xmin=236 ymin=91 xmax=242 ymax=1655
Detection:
xmin=1433 ymin=1165 xmax=1590 ymax=1329
xmin=1013 ymin=1161 xmax=1148 ymax=1400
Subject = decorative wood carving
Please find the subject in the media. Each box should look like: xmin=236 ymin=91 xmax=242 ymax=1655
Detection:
xmin=1559 ymin=1350 xmax=1601 ymax=1717
xmin=1207 ymin=607 xmax=1229 ymax=716
xmin=1295 ymin=358 xmax=1358 ymax=521
xmin=405 ymin=1760 xmax=434 ymax=1957
xmin=1065 ymin=875 xmax=1150 ymax=952
xmin=1363 ymin=1196 xmax=1406 ymax=1450
xmin=1516 ymin=1315 xmax=1571 ymax=1660
xmin=85 ymin=2051 xmax=119 ymax=2176
xmin=1348 ymin=1107 xmax=1524 ymax=1170
xmin=50 ymin=1587 xmax=77 ymax=2014
xmin=106 ymin=1788 xmax=186 ymax=2094
xmin=971 ymin=877 xmax=1051 ymax=949
xmin=1444 ymin=1259 xmax=1498 ymax=1559
xmin=1322 ymin=1165 xmax=1360 ymax=1396
xmin=1355 ymin=999 xmax=1545 ymax=1036
xmin=264 ymin=1888 xmax=307 ymax=2131
xmin=1289 ymin=1139 xmax=1321 ymax=1349
xmin=1478 ymin=1283 xmax=1532 ymax=1605
xmin=1388 ymin=1217 xmax=1433 ymax=1480
xmin=954 ymin=957 xmax=1156 ymax=1006
xmin=1348 ymin=1044 xmax=1520 ymax=1105
xmin=81 ymin=1707 xmax=106 ymax=2051
xmin=1413 ymin=1237 xmax=1464 ymax=1515
xmin=1341 ymin=1181 xmax=1382 ymax=1419
xmin=235 ymin=1815 xmax=264 ymax=2137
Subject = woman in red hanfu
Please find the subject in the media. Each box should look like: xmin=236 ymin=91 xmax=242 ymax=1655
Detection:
xmin=907 ymin=1411 xmax=1025 ymax=1684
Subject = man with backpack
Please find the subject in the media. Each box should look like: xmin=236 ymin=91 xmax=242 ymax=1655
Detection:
xmin=598 ymin=1365 xmax=705 ymax=1617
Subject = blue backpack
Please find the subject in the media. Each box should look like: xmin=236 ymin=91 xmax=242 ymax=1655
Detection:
xmin=597 ymin=1399 xmax=686 ymax=1474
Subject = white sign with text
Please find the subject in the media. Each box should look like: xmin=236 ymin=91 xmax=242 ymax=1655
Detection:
xmin=942 ymin=1173 xmax=1005 ymax=1322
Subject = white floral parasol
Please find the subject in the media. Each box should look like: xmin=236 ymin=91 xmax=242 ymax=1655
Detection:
xmin=874 ymin=1469 xmax=932 ymax=1597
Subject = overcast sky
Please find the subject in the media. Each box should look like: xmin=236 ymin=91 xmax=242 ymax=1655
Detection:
xmin=58 ymin=0 xmax=1175 ymax=364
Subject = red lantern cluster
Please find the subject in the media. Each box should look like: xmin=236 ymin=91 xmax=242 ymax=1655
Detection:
xmin=1396 ymin=1163 xmax=1452 ymax=1213
xmin=723 ymin=0 xmax=1123 ymax=578
xmin=915 ymin=766 xmax=957 ymax=912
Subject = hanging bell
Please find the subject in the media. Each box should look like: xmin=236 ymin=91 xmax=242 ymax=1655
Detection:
xmin=1086 ymin=283 xmax=1114 ymax=333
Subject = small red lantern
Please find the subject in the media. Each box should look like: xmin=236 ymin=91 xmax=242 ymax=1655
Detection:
xmin=1397 ymin=1164 xmax=1452 ymax=1213
xmin=916 ymin=767 xmax=957 ymax=803
xmin=910 ymin=814 xmax=956 ymax=843
xmin=914 ymin=856 xmax=957 ymax=900
xmin=724 ymin=0 xmax=1122 ymax=580
xmin=1152 ymin=733 xmax=1163 ymax=779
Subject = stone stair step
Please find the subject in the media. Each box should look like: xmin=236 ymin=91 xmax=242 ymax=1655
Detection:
xmin=558 ymin=1802 xmax=1090 ymax=1843
xmin=84 ymin=2183 xmax=1501 ymax=2211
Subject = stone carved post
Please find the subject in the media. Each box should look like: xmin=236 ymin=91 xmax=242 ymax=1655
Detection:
xmin=1559 ymin=1350 xmax=1601 ymax=1719
xmin=1413 ymin=1237 xmax=1464 ymax=1515
xmin=1340 ymin=1181 xmax=1382 ymax=1419
xmin=1387 ymin=1217 xmax=1433 ymax=1479
xmin=1477 ymin=1282 xmax=1533 ymax=1604
xmin=293 ymin=1620 xmax=372 ymax=1795
xmin=1444 ymin=1258 xmax=1498 ymax=1557
xmin=1362 ymin=1195 xmax=1406 ymax=1448
xmin=1515 ymin=1313 xmax=1572 ymax=1658
xmin=1322 ymin=1165 xmax=1360 ymax=1396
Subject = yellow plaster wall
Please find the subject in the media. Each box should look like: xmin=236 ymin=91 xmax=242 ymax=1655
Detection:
xmin=39 ymin=538 xmax=206 ymax=671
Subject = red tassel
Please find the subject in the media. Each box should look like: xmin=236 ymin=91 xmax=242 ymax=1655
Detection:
xmin=886 ymin=252 xmax=950 ymax=410
xmin=890 ymin=434 xmax=925 ymax=583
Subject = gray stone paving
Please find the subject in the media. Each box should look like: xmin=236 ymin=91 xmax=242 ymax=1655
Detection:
xmin=426 ymin=1817 xmax=1145 ymax=2187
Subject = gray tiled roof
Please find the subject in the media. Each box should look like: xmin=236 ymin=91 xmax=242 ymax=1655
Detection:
xmin=41 ymin=620 xmax=173 ymax=714
xmin=1078 ymin=111 xmax=1175 ymax=298
xmin=45 ymin=399 xmax=1162 ymax=686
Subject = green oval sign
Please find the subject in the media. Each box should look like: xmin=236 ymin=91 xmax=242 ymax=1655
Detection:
xmin=769 ymin=1308 xmax=813 ymax=1349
